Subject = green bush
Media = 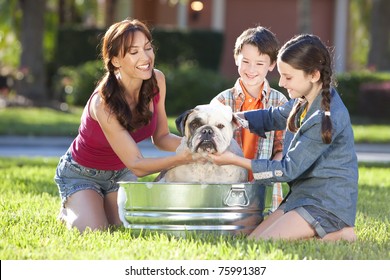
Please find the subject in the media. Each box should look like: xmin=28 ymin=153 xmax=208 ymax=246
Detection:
xmin=160 ymin=63 xmax=234 ymax=114
xmin=54 ymin=59 xmax=390 ymax=121
xmin=272 ymin=71 xmax=390 ymax=120
xmin=54 ymin=27 xmax=104 ymax=67
xmin=53 ymin=60 xmax=104 ymax=106
xmin=152 ymin=28 xmax=224 ymax=71
xmin=336 ymin=71 xmax=390 ymax=116
xmin=52 ymin=27 xmax=225 ymax=107
xmin=54 ymin=27 xmax=224 ymax=71
xmin=53 ymin=60 xmax=233 ymax=110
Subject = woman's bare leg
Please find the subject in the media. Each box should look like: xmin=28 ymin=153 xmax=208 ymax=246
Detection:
xmin=104 ymin=191 xmax=122 ymax=227
xmin=59 ymin=189 xmax=108 ymax=232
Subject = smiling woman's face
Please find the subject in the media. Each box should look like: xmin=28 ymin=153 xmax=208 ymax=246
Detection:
xmin=112 ymin=31 xmax=155 ymax=81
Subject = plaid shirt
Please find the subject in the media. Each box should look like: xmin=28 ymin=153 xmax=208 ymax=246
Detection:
xmin=212 ymin=78 xmax=288 ymax=211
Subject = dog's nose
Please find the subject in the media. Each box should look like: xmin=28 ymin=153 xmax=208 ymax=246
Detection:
xmin=201 ymin=127 xmax=214 ymax=138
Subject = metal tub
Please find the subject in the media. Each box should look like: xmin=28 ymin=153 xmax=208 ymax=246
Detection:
xmin=118 ymin=182 xmax=273 ymax=236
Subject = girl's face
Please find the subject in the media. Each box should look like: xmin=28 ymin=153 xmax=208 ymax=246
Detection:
xmin=112 ymin=31 xmax=155 ymax=82
xmin=277 ymin=60 xmax=321 ymax=101
xmin=235 ymin=44 xmax=275 ymax=90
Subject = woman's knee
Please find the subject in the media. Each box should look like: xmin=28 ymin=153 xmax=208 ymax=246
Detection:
xmin=60 ymin=189 xmax=109 ymax=232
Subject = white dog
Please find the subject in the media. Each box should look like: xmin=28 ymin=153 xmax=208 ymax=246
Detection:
xmin=159 ymin=101 xmax=248 ymax=183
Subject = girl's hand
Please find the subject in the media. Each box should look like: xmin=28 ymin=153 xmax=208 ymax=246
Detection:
xmin=233 ymin=112 xmax=249 ymax=128
xmin=206 ymin=150 xmax=237 ymax=166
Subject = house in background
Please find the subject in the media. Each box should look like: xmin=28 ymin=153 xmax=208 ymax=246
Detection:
xmin=113 ymin=0 xmax=349 ymax=80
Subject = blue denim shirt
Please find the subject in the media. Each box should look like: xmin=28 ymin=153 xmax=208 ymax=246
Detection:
xmin=244 ymin=89 xmax=358 ymax=226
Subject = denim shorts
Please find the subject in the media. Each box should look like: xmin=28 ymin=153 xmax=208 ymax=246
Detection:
xmin=280 ymin=204 xmax=349 ymax=238
xmin=54 ymin=150 xmax=137 ymax=206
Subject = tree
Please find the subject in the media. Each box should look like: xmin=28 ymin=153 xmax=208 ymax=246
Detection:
xmin=58 ymin=0 xmax=82 ymax=26
xmin=297 ymin=0 xmax=312 ymax=34
xmin=17 ymin=0 xmax=47 ymax=104
xmin=367 ymin=0 xmax=390 ymax=70
xmin=105 ymin=0 xmax=118 ymax=27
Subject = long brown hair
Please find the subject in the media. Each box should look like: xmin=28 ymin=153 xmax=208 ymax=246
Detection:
xmin=97 ymin=18 xmax=158 ymax=131
xmin=279 ymin=34 xmax=333 ymax=144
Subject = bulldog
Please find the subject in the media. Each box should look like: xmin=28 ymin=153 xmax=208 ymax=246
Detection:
xmin=160 ymin=101 xmax=248 ymax=183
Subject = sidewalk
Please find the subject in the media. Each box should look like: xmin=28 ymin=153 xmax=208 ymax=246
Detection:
xmin=0 ymin=136 xmax=174 ymax=158
xmin=353 ymin=143 xmax=390 ymax=163
xmin=0 ymin=136 xmax=389 ymax=163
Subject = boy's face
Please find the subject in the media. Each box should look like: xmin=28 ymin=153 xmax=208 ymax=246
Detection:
xmin=235 ymin=44 xmax=275 ymax=89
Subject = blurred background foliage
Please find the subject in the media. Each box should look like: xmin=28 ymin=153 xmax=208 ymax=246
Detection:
xmin=0 ymin=0 xmax=389 ymax=121
xmin=349 ymin=0 xmax=371 ymax=70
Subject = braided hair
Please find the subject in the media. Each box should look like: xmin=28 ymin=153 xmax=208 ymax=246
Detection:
xmin=279 ymin=34 xmax=333 ymax=144
xmin=96 ymin=18 xmax=158 ymax=131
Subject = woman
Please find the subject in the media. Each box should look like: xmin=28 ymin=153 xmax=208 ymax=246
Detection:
xmin=54 ymin=19 xmax=194 ymax=232
xmin=208 ymin=34 xmax=358 ymax=242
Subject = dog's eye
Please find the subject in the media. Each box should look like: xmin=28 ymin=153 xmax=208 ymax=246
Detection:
xmin=190 ymin=122 xmax=201 ymax=130
xmin=216 ymin=124 xmax=225 ymax=129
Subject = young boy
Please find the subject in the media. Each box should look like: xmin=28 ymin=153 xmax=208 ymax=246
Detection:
xmin=211 ymin=26 xmax=288 ymax=212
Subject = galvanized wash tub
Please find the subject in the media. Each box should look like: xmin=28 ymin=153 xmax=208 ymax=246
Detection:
xmin=118 ymin=182 xmax=273 ymax=236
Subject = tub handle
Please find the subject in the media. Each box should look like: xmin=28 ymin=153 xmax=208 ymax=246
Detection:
xmin=224 ymin=184 xmax=249 ymax=207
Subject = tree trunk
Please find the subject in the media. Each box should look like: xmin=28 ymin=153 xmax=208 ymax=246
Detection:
xmin=297 ymin=0 xmax=312 ymax=34
xmin=58 ymin=0 xmax=65 ymax=26
xmin=17 ymin=0 xmax=47 ymax=104
xmin=105 ymin=0 xmax=118 ymax=27
xmin=368 ymin=0 xmax=390 ymax=71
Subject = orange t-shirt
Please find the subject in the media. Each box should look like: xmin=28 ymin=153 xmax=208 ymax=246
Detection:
xmin=240 ymin=80 xmax=264 ymax=181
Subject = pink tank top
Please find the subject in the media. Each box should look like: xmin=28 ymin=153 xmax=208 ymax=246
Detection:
xmin=71 ymin=92 xmax=159 ymax=170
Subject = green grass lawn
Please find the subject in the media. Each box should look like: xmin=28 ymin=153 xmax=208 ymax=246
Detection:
xmin=0 ymin=107 xmax=390 ymax=143
xmin=0 ymin=158 xmax=389 ymax=260
xmin=0 ymin=107 xmax=83 ymax=137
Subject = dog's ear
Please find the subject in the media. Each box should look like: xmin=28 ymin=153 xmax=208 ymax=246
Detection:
xmin=175 ymin=109 xmax=193 ymax=136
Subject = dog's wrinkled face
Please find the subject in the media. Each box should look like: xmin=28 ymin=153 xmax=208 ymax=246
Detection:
xmin=161 ymin=101 xmax=247 ymax=184
xmin=176 ymin=102 xmax=234 ymax=154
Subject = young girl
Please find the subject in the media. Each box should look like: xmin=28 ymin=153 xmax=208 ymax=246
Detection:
xmin=54 ymin=19 xmax=195 ymax=233
xmin=208 ymin=34 xmax=358 ymax=242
